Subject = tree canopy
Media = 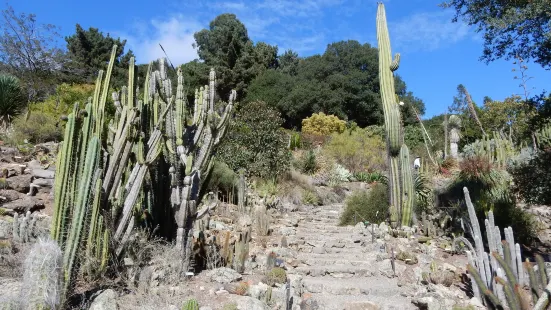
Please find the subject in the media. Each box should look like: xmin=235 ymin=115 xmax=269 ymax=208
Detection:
xmin=65 ymin=24 xmax=135 ymax=86
xmin=246 ymin=40 xmax=425 ymax=129
xmin=441 ymin=0 xmax=551 ymax=69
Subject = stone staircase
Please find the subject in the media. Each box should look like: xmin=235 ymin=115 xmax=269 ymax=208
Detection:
xmin=281 ymin=204 xmax=417 ymax=310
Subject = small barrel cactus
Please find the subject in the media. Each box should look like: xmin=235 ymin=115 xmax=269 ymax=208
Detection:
xmin=182 ymin=298 xmax=199 ymax=310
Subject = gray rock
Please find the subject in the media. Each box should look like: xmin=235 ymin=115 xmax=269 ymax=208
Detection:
xmin=378 ymin=259 xmax=406 ymax=278
xmin=234 ymin=295 xmax=270 ymax=310
xmin=89 ymin=289 xmax=118 ymax=310
xmin=31 ymin=168 xmax=55 ymax=179
xmin=31 ymin=178 xmax=54 ymax=187
xmin=207 ymin=267 xmax=242 ymax=284
xmin=5 ymin=174 xmax=32 ymax=192
xmin=1 ymin=196 xmax=45 ymax=212
xmin=411 ymin=296 xmax=445 ymax=310
xmin=279 ymin=227 xmax=296 ymax=236
xmin=249 ymin=282 xmax=269 ymax=300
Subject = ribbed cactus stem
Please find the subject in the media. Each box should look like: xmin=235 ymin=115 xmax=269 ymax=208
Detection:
xmin=62 ymin=137 xmax=99 ymax=298
xmin=182 ymin=298 xmax=199 ymax=310
xmin=51 ymin=108 xmax=78 ymax=242
xmin=400 ymin=145 xmax=414 ymax=227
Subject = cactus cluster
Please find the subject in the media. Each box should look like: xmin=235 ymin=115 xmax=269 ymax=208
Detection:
xmin=376 ymin=3 xmax=415 ymax=228
xmin=50 ymin=45 xmax=235 ymax=304
xmin=460 ymin=187 xmax=550 ymax=309
xmin=463 ymin=131 xmax=516 ymax=167
xmin=11 ymin=211 xmax=39 ymax=243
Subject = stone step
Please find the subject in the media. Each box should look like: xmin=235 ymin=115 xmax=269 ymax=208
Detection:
xmin=301 ymin=276 xmax=402 ymax=297
xmin=300 ymin=246 xmax=374 ymax=255
xmin=296 ymin=252 xmax=378 ymax=261
xmin=293 ymin=264 xmax=377 ymax=278
xmin=299 ymin=258 xmax=376 ymax=267
xmin=304 ymin=293 xmax=416 ymax=310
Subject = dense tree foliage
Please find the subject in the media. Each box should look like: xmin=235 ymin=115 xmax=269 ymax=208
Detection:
xmin=441 ymin=0 xmax=551 ymax=69
xmin=247 ymin=40 xmax=425 ymax=129
xmin=65 ymin=24 xmax=135 ymax=87
xmin=193 ymin=13 xmax=278 ymax=100
xmin=218 ymin=100 xmax=291 ymax=179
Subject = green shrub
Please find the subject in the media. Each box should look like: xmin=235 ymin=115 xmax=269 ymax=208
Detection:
xmin=265 ymin=267 xmax=287 ymax=286
xmin=509 ymin=148 xmax=551 ymax=205
xmin=353 ymin=171 xmax=385 ymax=183
xmin=300 ymin=150 xmax=317 ymax=175
xmin=30 ymin=83 xmax=95 ymax=120
xmin=11 ymin=112 xmax=63 ymax=143
xmin=301 ymin=189 xmax=320 ymax=205
xmin=340 ymin=183 xmax=388 ymax=225
xmin=323 ymin=127 xmax=386 ymax=173
xmin=0 ymin=74 xmax=26 ymax=125
xmin=219 ymin=100 xmax=291 ymax=179
xmin=202 ymin=160 xmax=238 ymax=201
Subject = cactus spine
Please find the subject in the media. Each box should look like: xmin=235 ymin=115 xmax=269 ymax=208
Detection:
xmin=20 ymin=238 xmax=63 ymax=310
xmin=376 ymin=3 xmax=414 ymax=228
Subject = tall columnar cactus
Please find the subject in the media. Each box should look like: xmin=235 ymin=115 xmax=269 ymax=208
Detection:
xmin=20 ymin=238 xmax=63 ymax=310
xmin=50 ymin=44 xmax=236 ymax=303
xmin=448 ymin=115 xmax=461 ymax=159
xmin=459 ymin=187 xmax=550 ymax=309
xmin=376 ymin=3 xmax=415 ymax=228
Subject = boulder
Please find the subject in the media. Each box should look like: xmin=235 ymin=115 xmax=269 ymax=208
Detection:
xmin=89 ymin=289 xmax=118 ymax=310
xmin=207 ymin=267 xmax=242 ymax=284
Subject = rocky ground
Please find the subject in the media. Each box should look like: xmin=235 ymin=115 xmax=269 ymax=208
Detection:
xmin=1 ymin=143 xmax=551 ymax=309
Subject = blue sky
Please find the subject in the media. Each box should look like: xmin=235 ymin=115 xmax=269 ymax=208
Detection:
xmin=8 ymin=0 xmax=550 ymax=118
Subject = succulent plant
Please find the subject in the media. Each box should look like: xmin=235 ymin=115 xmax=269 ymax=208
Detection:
xmin=376 ymin=3 xmax=415 ymax=227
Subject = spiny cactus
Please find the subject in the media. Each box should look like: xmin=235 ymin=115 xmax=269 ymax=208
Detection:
xmin=233 ymin=229 xmax=250 ymax=273
xmin=460 ymin=187 xmax=550 ymax=309
xmin=50 ymin=45 xmax=236 ymax=305
xmin=376 ymin=3 xmax=415 ymax=228
xmin=448 ymin=115 xmax=461 ymax=159
xmin=463 ymin=131 xmax=516 ymax=167
xmin=182 ymin=298 xmax=199 ymax=310
xmin=255 ymin=205 xmax=270 ymax=236
xmin=20 ymin=238 xmax=63 ymax=310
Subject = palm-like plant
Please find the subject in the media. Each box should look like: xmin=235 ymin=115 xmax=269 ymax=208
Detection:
xmin=0 ymin=74 xmax=26 ymax=126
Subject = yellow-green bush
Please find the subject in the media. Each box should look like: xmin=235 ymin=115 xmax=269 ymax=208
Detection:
xmin=323 ymin=128 xmax=386 ymax=173
xmin=12 ymin=112 xmax=62 ymax=143
xmin=30 ymin=83 xmax=95 ymax=119
xmin=301 ymin=112 xmax=346 ymax=136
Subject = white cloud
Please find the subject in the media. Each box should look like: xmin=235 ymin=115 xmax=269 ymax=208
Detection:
xmin=389 ymin=11 xmax=472 ymax=52
xmin=118 ymin=16 xmax=201 ymax=65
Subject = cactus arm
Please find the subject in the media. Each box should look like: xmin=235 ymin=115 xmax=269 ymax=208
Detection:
xmin=51 ymin=109 xmax=78 ymax=242
xmin=533 ymin=279 xmax=551 ymax=310
xmin=400 ymin=145 xmax=414 ymax=227
xmin=61 ymin=137 xmax=100 ymax=299
xmin=96 ymin=45 xmax=118 ymax=136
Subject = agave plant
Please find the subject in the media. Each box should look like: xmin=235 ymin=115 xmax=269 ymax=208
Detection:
xmin=0 ymin=74 xmax=26 ymax=125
